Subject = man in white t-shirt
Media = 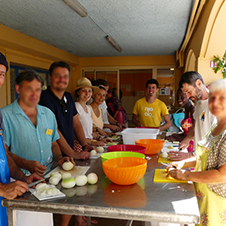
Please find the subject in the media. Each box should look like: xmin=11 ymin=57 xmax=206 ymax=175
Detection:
xmin=169 ymin=71 xmax=216 ymax=160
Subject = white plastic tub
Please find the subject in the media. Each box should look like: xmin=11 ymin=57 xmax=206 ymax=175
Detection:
xmin=121 ymin=128 xmax=160 ymax=144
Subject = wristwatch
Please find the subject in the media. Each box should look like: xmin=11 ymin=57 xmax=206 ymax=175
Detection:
xmin=116 ymin=122 xmax=119 ymax=126
xmin=96 ymin=127 xmax=99 ymax=132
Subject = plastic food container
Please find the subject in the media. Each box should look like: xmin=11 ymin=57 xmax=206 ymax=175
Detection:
xmin=121 ymin=128 xmax=160 ymax=144
xmin=135 ymin=139 xmax=164 ymax=154
xmin=101 ymin=151 xmax=145 ymax=163
xmin=107 ymin=144 xmax=146 ymax=154
xmin=102 ymin=157 xmax=147 ymax=185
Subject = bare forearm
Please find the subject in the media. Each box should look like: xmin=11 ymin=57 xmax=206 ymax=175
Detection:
xmin=57 ymin=130 xmax=77 ymax=157
xmin=132 ymin=115 xmax=141 ymax=127
xmin=159 ymin=121 xmax=171 ymax=131
xmin=188 ymin=169 xmax=226 ymax=184
xmin=7 ymin=150 xmax=30 ymax=173
xmin=107 ymin=112 xmax=117 ymax=125
xmin=6 ymin=150 xmax=26 ymax=182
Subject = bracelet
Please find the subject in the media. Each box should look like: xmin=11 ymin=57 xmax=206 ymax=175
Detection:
xmin=96 ymin=127 xmax=99 ymax=132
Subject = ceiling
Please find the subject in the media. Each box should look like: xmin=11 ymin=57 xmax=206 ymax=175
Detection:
xmin=0 ymin=0 xmax=194 ymax=58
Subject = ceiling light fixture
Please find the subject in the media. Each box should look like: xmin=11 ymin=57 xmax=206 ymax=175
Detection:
xmin=62 ymin=0 xmax=87 ymax=17
xmin=106 ymin=36 xmax=122 ymax=53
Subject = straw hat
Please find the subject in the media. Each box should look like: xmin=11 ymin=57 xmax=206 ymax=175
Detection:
xmin=75 ymin=77 xmax=99 ymax=92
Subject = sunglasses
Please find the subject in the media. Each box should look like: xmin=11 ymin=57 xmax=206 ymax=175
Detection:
xmin=59 ymin=99 xmax=67 ymax=114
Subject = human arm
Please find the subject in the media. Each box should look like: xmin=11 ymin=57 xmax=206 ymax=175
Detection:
xmin=159 ymin=114 xmax=171 ymax=131
xmin=6 ymin=145 xmax=47 ymax=177
xmin=168 ymin=163 xmax=226 ymax=184
xmin=56 ymin=129 xmax=90 ymax=160
xmin=179 ymin=120 xmax=195 ymax=150
xmin=0 ymin=181 xmax=28 ymax=199
xmin=168 ymin=151 xmax=193 ymax=161
xmin=106 ymin=111 xmax=126 ymax=130
xmin=132 ymin=113 xmax=142 ymax=127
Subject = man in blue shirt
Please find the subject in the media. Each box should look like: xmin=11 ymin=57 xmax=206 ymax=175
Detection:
xmin=39 ymin=61 xmax=92 ymax=160
xmin=0 ymin=53 xmax=42 ymax=226
xmin=2 ymin=69 xmax=68 ymax=176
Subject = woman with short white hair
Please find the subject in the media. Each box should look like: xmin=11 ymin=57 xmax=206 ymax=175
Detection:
xmin=168 ymin=78 xmax=226 ymax=225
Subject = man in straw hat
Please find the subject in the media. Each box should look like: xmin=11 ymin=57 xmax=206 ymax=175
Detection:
xmin=40 ymin=61 xmax=93 ymax=160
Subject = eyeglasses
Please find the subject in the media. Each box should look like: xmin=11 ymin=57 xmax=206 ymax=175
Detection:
xmin=59 ymin=99 xmax=67 ymax=114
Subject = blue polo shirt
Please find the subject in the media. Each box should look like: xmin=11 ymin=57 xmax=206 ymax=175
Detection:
xmin=1 ymin=100 xmax=59 ymax=175
xmin=39 ymin=86 xmax=77 ymax=151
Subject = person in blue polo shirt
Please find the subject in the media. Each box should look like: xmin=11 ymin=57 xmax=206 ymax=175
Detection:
xmin=39 ymin=61 xmax=93 ymax=160
xmin=2 ymin=69 xmax=75 ymax=226
xmin=0 ymin=53 xmax=42 ymax=226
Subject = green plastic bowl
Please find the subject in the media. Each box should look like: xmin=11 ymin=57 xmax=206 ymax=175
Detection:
xmin=101 ymin=151 xmax=145 ymax=163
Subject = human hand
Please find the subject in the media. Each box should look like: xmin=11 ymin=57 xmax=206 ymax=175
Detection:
xmin=119 ymin=123 xmax=127 ymax=129
xmin=167 ymin=168 xmax=190 ymax=181
xmin=58 ymin=156 xmax=75 ymax=168
xmin=1 ymin=181 xmax=29 ymax=199
xmin=27 ymin=160 xmax=47 ymax=176
xmin=108 ymin=125 xmax=120 ymax=132
xmin=74 ymin=151 xmax=90 ymax=160
xmin=100 ymin=137 xmax=113 ymax=143
xmin=179 ymin=137 xmax=191 ymax=150
xmin=98 ymin=129 xmax=107 ymax=136
xmin=24 ymin=173 xmax=43 ymax=184
xmin=95 ymin=140 xmax=105 ymax=146
xmin=168 ymin=151 xmax=193 ymax=161
xmin=165 ymin=160 xmax=185 ymax=170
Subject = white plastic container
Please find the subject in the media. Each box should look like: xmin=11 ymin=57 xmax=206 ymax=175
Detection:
xmin=121 ymin=128 xmax=160 ymax=144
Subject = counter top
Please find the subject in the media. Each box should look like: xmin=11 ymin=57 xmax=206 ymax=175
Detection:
xmin=2 ymin=152 xmax=200 ymax=224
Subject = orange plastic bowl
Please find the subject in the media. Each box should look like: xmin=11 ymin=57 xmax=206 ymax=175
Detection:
xmin=102 ymin=157 xmax=147 ymax=185
xmin=135 ymin=139 xmax=164 ymax=154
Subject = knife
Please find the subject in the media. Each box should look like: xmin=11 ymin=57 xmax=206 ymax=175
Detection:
xmin=160 ymin=162 xmax=176 ymax=168
xmin=28 ymin=178 xmax=49 ymax=188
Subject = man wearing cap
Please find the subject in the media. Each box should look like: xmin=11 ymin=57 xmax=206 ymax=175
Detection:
xmin=39 ymin=61 xmax=92 ymax=160
xmin=0 ymin=52 xmax=42 ymax=226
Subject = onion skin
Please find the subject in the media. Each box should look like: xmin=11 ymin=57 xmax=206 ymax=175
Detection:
xmin=76 ymin=175 xmax=88 ymax=186
xmin=62 ymin=162 xmax=74 ymax=171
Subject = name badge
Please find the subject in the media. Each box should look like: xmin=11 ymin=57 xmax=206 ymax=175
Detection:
xmin=46 ymin=129 xmax=53 ymax=136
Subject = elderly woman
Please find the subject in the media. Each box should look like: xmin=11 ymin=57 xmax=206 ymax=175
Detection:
xmin=168 ymin=79 xmax=226 ymax=226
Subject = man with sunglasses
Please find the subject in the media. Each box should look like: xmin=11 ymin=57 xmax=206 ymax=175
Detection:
xmin=39 ymin=61 xmax=92 ymax=160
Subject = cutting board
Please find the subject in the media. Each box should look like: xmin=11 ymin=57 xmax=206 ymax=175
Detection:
xmin=44 ymin=165 xmax=90 ymax=178
xmin=153 ymin=169 xmax=188 ymax=183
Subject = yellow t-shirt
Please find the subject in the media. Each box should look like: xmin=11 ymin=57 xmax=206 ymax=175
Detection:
xmin=132 ymin=97 xmax=169 ymax=127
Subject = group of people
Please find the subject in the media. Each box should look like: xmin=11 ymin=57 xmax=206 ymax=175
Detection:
xmin=1 ymin=49 xmax=226 ymax=226
xmin=0 ymin=54 xmax=126 ymax=226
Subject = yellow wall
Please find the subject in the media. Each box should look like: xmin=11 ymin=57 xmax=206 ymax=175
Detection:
xmin=183 ymin=0 xmax=226 ymax=85
xmin=0 ymin=25 xmax=79 ymax=108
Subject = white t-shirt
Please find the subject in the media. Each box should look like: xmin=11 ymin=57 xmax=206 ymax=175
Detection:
xmin=193 ymin=99 xmax=217 ymax=149
xmin=99 ymin=101 xmax=109 ymax=124
xmin=75 ymin=102 xmax=93 ymax=139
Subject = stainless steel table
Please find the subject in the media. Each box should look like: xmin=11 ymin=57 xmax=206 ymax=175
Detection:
xmin=2 ymin=153 xmax=200 ymax=226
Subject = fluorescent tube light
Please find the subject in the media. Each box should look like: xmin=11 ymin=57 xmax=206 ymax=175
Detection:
xmin=62 ymin=0 xmax=87 ymax=17
xmin=107 ymin=36 xmax=122 ymax=53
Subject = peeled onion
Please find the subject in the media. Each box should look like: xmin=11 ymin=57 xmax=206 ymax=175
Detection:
xmin=50 ymin=172 xmax=61 ymax=180
xmin=61 ymin=177 xmax=76 ymax=189
xmin=161 ymin=152 xmax=168 ymax=158
xmin=62 ymin=161 xmax=74 ymax=171
xmin=62 ymin=172 xmax=72 ymax=179
xmin=76 ymin=175 xmax=88 ymax=186
xmin=35 ymin=183 xmax=48 ymax=192
xmin=90 ymin=150 xmax=97 ymax=156
xmin=87 ymin=173 xmax=98 ymax=185
xmin=96 ymin=147 xmax=104 ymax=153
xmin=49 ymin=176 xmax=61 ymax=185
